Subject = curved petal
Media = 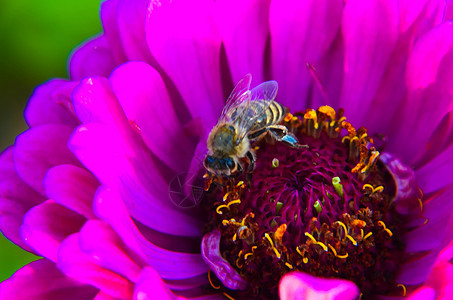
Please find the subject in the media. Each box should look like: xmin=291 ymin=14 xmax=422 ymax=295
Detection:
xmin=12 ymin=124 xmax=82 ymax=195
xmin=57 ymin=233 xmax=134 ymax=299
xmin=20 ymin=200 xmax=86 ymax=262
xmin=116 ymin=0 xmax=153 ymax=62
xmin=0 ymin=148 xmax=44 ymax=252
xmin=145 ymin=0 xmax=223 ymax=128
xmin=100 ymin=0 xmax=126 ymax=64
xmin=133 ymin=267 xmax=177 ymax=300
xmin=79 ymin=220 xmax=142 ymax=283
xmin=25 ymin=79 xmax=79 ymax=127
xmin=387 ymin=22 xmax=453 ymax=163
xmin=408 ymin=287 xmax=436 ymax=300
xmin=44 ymin=164 xmax=98 ymax=219
xmin=93 ymin=187 xmax=208 ymax=279
xmin=364 ymin=0 xmax=446 ymax=136
xmin=278 ymin=271 xmax=360 ymax=300
xmin=69 ymin=35 xmax=117 ymax=81
xmin=0 ymin=259 xmax=98 ymax=300
xmin=109 ymin=61 xmax=196 ymax=173
xmin=269 ymin=0 xmax=343 ymax=111
xmin=216 ymin=0 xmax=270 ymax=84
xmin=339 ymin=0 xmax=398 ymax=125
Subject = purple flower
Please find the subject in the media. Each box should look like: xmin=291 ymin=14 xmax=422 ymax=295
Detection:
xmin=1 ymin=0 xmax=453 ymax=299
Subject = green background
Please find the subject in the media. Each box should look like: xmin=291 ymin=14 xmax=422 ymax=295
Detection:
xmin=0 ymin=0 xmax=102 ymax=281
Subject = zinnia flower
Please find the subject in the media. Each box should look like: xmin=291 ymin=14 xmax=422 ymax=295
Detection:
xmin=1 ymin=0 xmax=453 ymax=299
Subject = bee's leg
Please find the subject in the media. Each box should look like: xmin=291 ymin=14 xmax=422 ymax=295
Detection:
xmin=246 ymin=151 xmax=256 ymax=185
xmin=267 ymin=125 xmax=303 ymax=148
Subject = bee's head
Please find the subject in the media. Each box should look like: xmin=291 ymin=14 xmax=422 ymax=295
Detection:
xmin=203 ymin=155 xmax=236 ymax=176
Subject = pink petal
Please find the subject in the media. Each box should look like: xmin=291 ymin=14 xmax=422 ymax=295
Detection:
xmin=20 ymin=200 xmax=86 ymax=262
xmin=408 ymin=287 xmax=436 ymax=300
xmin=57 ymin=233 xmax=134 ymax=299
xmin=0 ymin=259 xmax=98 ymax=300
xmin=109 ymin=61 xmax=196 ymax=173
xmin=94 ymin=187 xmax=208 ymax=279
xmin=387 ymin=22 xmax=453 ymax=163
xmin=44 ymin=164 xmax=98 ymax=219
xmin=133 ymin=267 xmax=177 ymax=300
xmin=269 ymin=0 xmax=343 ymax=111
xmin=363 ymin=0 xmax=445 ymax=136
xmin=116 ymin=0 xmax=153 ymax=62
xmin=339 ymin=0 xmax=398 ymax=125
xmin=445 ymin=0 xmax=453 ymax=21
xmin=279 ymin=272 xmax=360 ymax=300
xmin=416 ymin=143 xmax=453 ymax=193
xmin=79 ymin=220 xmax=142 ymax=283
xmin=145 ymin=0 xmax=224 ymax=128
xmin=216 ymin=0 xmax=270 ymax=84
xmin=69 ymin=35 xmax=117 ymax=81
xmin=25 ymin=79 xmax=79 ymax=127
xmin=100 ymin=0 xmax=126 ymax=64
xmin=12 ymin=124 xmax=82 ymax=195
xmin=0 ymin=148 xmax=44 ymax=252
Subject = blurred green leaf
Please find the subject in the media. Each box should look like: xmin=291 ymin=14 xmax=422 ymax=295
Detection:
xmin=0 ymin=0 xmax=102 ymax=281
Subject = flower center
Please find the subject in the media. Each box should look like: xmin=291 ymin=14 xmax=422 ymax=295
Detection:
xmin=201 ymin=106 xmax=414 ymax=299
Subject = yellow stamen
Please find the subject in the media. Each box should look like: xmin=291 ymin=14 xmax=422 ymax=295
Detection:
xmin=208 ymin=270 xmax=220 ymax=290
xmin=335 ymin=221 xmax=348 ymax=237
xmin=203 ymin=173 xmax=209 ymax=178
xmin=275 ymin=224 xmax=287 ymax=244
xmin=373 ymin=186 xmax=384 ymax=193
xmin=265 ymin=233 xmax=281 ymax=259
xmin=341 ymin=136 xmax=350 ymax=143
xmin=222 ymin=220 xmax=229 ymax=226
xmin=236 ymin=257 xmax=243 ymax=268
xmin=285 ymin=262 xmax=293 ymax=269
xmin=251 ymin=246 xmax=257 ymax=252
xmin=244 ymin=252 xmax=253 ymax=260
xmin=418 ymin=198 xmax=424 ymax=213
xmin=328 ymin=244 xmax=337 ymax=256
xmin=223 ymin=292 xmax=237 ymax=300
xmin=216 ymin=205 xmax=229 ymax=214
xmin=304 ymin=232 xmax=317 ymax=244
xmin=364 ymin=232 xmax=373 ymax=240
xmin=236 ymin=181 xmax=244 ymax=187
xmin=337 ymin=253 xmax=349 ymax=259
xmin=283 ymin=113 xmax=294 ymax=122
xmin=362 ymin=184 xmax=374 ymax=191
xmin=360 ymin=229 xmax=364 ymax=239
xmin=227 ymin=199 xmax=241 ymax=208
xmin=232 ymin=233 xmax=237 ymax=242
xmin=296 ymin=246 xmax=303 ymax=257
xmin=223 ymin=192 xmax=231 ymax=201
xmin=303 ymin=257 xmax=309 ymax=263
xmin=346 ymin=234 xmax=358 ymax=246
xmin=272 ymin=158 xmax=279 ymax=168
xmin=378 ymin=221 xmax=393 ymax=237
xmin=397 ymin=284 xmax=407 ymax=297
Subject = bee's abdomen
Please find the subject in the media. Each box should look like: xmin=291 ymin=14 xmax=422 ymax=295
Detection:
xmin=266 ymin=101 xmax=284 ymax=125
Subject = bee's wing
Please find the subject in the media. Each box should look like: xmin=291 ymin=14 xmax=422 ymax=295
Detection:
xmin=235 ymin=80 xmax=279 ymax=144
xmin=218 ymin=74 xmax=252 ymax=122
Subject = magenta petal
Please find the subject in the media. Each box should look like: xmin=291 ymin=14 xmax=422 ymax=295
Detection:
xmin=217 ymin=0 xmax=270 ymax=84
xmin=408 ymin=287 xmax=436 ymax=300
xmin=57 ymin=233 xmax=134 ymax=299
xmin=69 ymin=35 xmax=117 ymax=81
xmin=201 ymin=230 xmax=247 ymax=290
xmin=340 ymin=0 xmax=398 ymax=125
xmin=100 ymin=0 xmax=126 ymax=64
xmin=279 ymin=272 xmax=360 ymax=300
xmin=133 ymin=267 xmax=177 ymax=300
xmin=109 ymin=61 xmax=195 ymax=172
xmin=145 ymin=0 xmax=223 ymax=128
xmin=94 ymin=187 xmax=208 ymax=279
xmin=416 ymin=143 xmax=453 ymax=193
xmin=388 ymin=22 xmax=453 ymax=163
xmin=70 ymin=123 xmax=203 ymax=237
xmin=44 ymin=164 xmax=98 ymax=219
xmin=13 ymin=124 xmax=81 ymax=195
xmin=0 ymin=148 xmax=44 ymax=252
xmin=20 ymin=200 xmax=86 ymax=262
xmin=0 ymin=259 xmax=98 ymax=300
xmin=79 ymin=220 xmax=142 ymax=283
xmin=116 ymin=0 xmax=152 ymax=62
xmin=269 ymin=0 xmax=343 ymax=111
xmin=25 ymin=79 xmax=79 ymax=127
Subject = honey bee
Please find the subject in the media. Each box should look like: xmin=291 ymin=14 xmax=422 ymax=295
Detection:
xmin=203 ymin=74 xmax=301 ymax=179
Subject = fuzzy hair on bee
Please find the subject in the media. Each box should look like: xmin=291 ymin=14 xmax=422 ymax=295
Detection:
xmin=203 ymin=74 xmax=301 ymax=179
